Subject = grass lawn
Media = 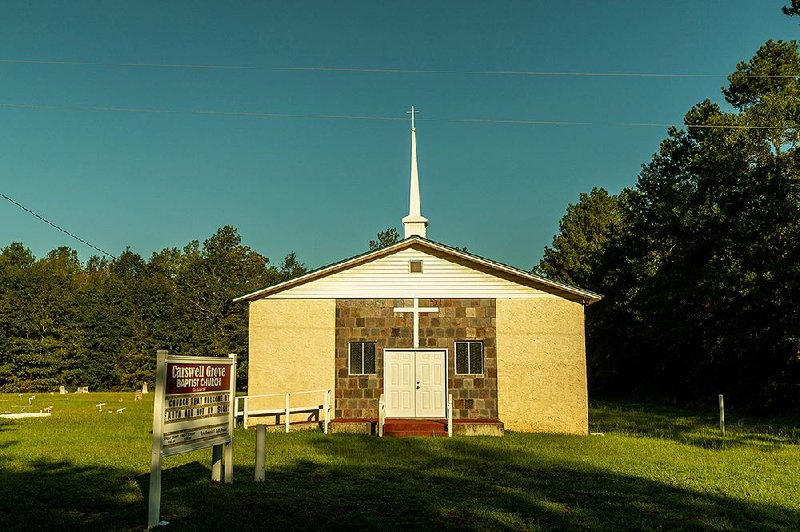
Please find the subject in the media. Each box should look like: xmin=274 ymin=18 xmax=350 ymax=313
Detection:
xmin=0 ymin=393 xmax=798 ymax=531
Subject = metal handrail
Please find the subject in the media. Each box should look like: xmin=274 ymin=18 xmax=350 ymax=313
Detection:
xmin=447 ymin=394 xmax=453 ymax=437
xmin=378 ymin=394 xmax=386 ymax=437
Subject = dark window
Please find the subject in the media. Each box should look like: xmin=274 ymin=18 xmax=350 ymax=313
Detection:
xmin=455 ymin=341 xmax=483 ymax=375
xmin=349 ymin=342 xmax=376 ymax=375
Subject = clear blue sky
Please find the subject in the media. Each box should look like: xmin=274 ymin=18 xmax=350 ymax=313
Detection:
xmin=0 ymin=1 xmax=796 ymax=270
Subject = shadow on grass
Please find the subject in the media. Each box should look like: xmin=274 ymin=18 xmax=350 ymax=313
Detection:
xmin=590 ymin=401 xmax=800 ymax=450
xmin=0 ymin=459 xmax=145 ymax=531
xmin=1 ymin=436 xmax=798 ymax=531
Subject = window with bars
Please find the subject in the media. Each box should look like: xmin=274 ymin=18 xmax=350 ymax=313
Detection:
xmin=455 ymin=341 xmax=484 ymax=375
xmin=349 ymin=342 xmax=376 ymax=375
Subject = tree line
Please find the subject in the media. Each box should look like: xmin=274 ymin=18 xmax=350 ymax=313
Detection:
xmin=0 ymin=226 xmax=305 ymax=392
xmin=537 ymin=40 xmax=800 ymax=411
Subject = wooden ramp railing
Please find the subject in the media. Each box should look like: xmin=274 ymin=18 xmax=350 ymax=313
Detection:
xmin=235 ymin=389 xmax=331 ymax=434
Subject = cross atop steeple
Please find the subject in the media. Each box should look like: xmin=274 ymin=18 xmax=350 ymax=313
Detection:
xmin=402 ymin=105 xmax=428 ymax=238
xmin=407 ymin=105 xmax=419 ymax=130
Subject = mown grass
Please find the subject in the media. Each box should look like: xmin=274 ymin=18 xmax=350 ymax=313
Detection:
xmin=0 ymin=393 xmax=798 ymax=530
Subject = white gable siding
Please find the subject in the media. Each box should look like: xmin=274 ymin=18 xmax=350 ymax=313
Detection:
xmin=266 ymin=248 xmax=557 ymax=299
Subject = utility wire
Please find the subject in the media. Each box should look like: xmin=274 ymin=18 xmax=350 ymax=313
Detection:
xmin=0 ymin=191 xmax=117 ymax=259
xmin=280 ymin=66 xmax=792 ymax=79
xmin=0 ymin=102 xmax=790 ymax=130
xmin=0 ymin=58 xmax=797 ymax=78
xmin=0 ymin=59 xmax=251 ymax=70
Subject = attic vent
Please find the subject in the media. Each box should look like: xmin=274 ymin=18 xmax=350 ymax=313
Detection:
xmin=409 ymin=260 xmax=423 ymax=273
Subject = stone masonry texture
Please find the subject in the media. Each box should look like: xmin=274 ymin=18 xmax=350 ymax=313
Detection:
xmin=335 ymin=298 xmax=497 ymax=420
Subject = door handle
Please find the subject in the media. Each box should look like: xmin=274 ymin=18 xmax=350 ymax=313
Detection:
xmin=416 ymin=381 xmax=420 ymax=389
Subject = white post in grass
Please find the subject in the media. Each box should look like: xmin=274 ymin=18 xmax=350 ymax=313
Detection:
xmin=719 ymin=394 xmax=725 ymax=438
xmin=211 ymin=445 xmax=223 ymax=482
xmin=255 ymin=424 xmax=266 ymax=481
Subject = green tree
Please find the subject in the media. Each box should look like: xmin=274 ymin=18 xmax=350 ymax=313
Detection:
xmin=784 ymin=1 xmax=800 ymax=16
xmin=369 ymin=227 xmax=400 ymax=250
xmin=0 ymin=226 xmax=287 ymax=393
xmin=279 ymin=251 xmax=307 ymax=282
xmin=172 ymin=226 xmax=281 ymax=389
xmin=535 ymin=187 xmax=624 ymax=290
xmin=543 ymin=41 xmax=800 ymax=409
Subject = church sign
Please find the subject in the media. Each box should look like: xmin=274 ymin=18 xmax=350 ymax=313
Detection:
xmin=148 ymin=350 xmax=236 ymax=529
xmin=162 ymin=361 xmax=233 ymax=453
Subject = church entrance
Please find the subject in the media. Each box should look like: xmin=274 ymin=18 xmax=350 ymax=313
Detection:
xmin=383 ymin=349 xmax=447 ymax=418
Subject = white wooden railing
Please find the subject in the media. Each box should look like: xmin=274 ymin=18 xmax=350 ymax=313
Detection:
xmin=378 ymin=394 xmax=386 ymax=437
xmin=235 ymin=389 xmax=331 ymax=434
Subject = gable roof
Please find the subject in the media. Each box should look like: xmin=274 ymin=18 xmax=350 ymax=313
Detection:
xmin=233 ymin=236 xmax=602 ymax=304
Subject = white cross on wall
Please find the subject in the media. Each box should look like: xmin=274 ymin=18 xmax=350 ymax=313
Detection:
xmin=393 ymin=297 xmax=439 ymax=348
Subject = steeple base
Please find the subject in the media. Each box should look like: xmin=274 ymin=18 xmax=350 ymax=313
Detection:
xmin=402 ymin=215 xmax=428 ymax=238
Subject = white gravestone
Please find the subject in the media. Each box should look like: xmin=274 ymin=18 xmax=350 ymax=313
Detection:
xmin=59 ymin=386 xmax=67 ymax=395
xmin=142 ymin=381 xmax=149 ymax=394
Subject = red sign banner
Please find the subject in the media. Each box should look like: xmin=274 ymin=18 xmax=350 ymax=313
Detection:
xmin=165 ymin=363 xmax=231 ymax=395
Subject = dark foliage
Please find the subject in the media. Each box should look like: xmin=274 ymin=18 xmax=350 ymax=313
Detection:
xmin=369 ymin=227 xmax=400 ymax=250
xmin=538 ymin=41 xmax=800 ymax=412
xmin=0 ymin=226 xmax=303 ymax=392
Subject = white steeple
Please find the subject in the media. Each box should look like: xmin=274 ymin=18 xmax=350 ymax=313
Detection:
xmin=402 ymin=105 xmax=428 ymax=238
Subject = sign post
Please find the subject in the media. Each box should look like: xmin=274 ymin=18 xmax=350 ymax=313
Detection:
xmin=148 ymin=350 xmax=236 ymax=529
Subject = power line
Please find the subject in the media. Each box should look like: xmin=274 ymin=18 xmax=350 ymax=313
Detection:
xmin=1 ymin=58 xmax=797 ymax=78
xmin=0 ymin=102 xmax=790 ymax=130
xmin=280 ymin=66 xmax=774 ymax=78
xmin=0 ymin=191 xmax=117 ymax=259
xmin=0 ymin=58 xmax=251 ymax=70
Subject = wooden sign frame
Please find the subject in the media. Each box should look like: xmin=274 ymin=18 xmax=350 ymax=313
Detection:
xmin=148 ymin=350 xmax=237 ymax=529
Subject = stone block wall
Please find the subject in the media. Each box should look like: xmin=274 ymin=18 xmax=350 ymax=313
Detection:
xmin=335 ymin=298 xmax=497 ymax=420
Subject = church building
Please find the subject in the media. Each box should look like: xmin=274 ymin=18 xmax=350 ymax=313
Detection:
xmin=235 ymin=109 xmax=600 ymax=435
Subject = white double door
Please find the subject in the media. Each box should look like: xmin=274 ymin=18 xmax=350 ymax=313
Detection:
xmin=384 ymin=350 xmax=447 ymax=418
